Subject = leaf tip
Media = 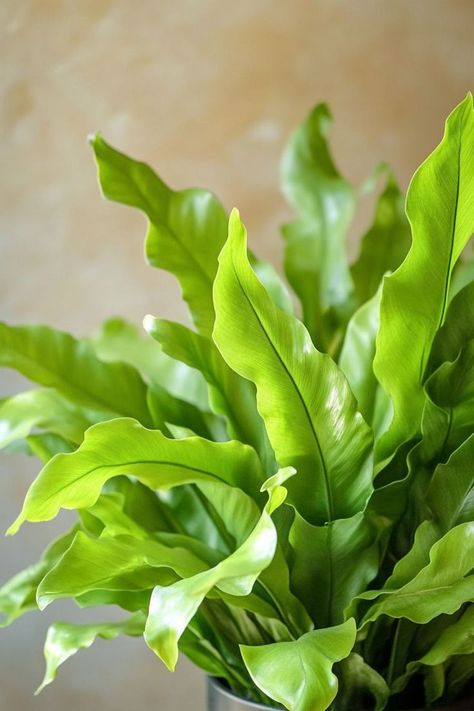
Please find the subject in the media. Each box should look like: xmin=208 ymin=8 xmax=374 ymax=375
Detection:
xmin=6 ymin=516 xmax=22 ymax=536
xmin=34 ymin=678 xmax=49 ymax=696
xmin=260 ymin=466 xmax=297 ymax=493
xmin=36 ymin=593 xmax=50 ymax=612
xmin=229 ymin=206 xmax=241 ymax=222
xmin=143 ymin=313 xmax=156 ymax=336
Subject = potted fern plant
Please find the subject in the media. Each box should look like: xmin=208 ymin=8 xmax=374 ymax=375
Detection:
xmin=1 ymin=94 xmax=474 ymax=711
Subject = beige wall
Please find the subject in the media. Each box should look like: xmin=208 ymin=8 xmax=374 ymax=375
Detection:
xmin=1 ymin=1 xmax=473 ymax=708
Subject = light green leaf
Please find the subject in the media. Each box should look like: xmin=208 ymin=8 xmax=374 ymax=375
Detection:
xmin=351 ymin=175 xmax=410 ymax=306
xmin=0 ymin=388 xmax=102 ymax=450
xmin=338 ymin=285 xmax=391 ymax=434
xmin=37 ymin=612 xmax=145 ymax=693
xmin=213 ymin=209 xmax=373 ymax=524
xmin=0 ymin=527 xmax=79 ymax=627
xmin=36 ymin=531 xmax=210 ymax=610
xmin=145 ymin=316 xmax=275 ymax=470
xmin=241 ymin=619 xmax=356 ymax=711
xmin=8 ymin=417 xmax=265 ymax=535
xmin=144 ymin=472 xmax=293 ymax=670
xmin=359 ymin=523 xmax=474 ymax=627
xmin=81 ymin=479 xmax=227 ymax=558
xmin=90 ymin=317 xmax=208 ymax=408
xmin=281 ymin=103 xmax=356 ymax=347
xmin=383 ymin=521 xmax=442 ymax=595
xmin=374 ymin=94 xmax=474 ymax=459
xmin=90 ymin=134 xmax=228 ymax=335
xmin=81 ymin=491 xmax=150 ymax=539
xmin=0 ymin=322 xmax=152 ymax=425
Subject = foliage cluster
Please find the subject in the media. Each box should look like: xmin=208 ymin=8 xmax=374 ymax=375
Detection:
xmin=1 ymin=96 xmax=474 ymax=710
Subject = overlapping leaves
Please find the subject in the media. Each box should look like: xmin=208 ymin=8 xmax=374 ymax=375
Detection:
xmin=2 ymin=95 xmax=474 ymax=711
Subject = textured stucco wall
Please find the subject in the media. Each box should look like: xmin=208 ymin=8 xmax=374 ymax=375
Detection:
xmin=1 ymin=1 xmax=473 ymax=709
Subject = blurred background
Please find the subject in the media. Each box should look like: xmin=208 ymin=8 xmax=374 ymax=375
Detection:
xmin=1 ymin=1 xmax=473 ymax=708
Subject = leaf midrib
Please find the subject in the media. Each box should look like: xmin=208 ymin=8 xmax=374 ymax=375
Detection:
xmin=39 ymin=458 xmax=235 ymax=506
xmin=422 ymin=118 xmax=463 ymax=381
xmin=130 ymin=169 xmax=217 ymax=286
xmin=230 ymin=252 xmax=335 ymax=524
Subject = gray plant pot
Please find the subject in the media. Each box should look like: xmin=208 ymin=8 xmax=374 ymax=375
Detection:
xmin=207 ymin=677 xmax=275 ymax=710
xmin=207 ymin=677 xmax=473 ymax=711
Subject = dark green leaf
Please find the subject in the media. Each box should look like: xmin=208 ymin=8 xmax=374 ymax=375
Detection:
xmin=351 ymin=175 xmax=410 ymax=306
xmin=391 ymin=606 xmax=474 ymax=695
xmin=289 ymin=511 xmax=380 ymax=627
xmin=359 ymin=523 xmax=474 ymax=627
xmin=281 ymin=103 xmax=356 ymax=347
xmin=336 ymin=653 xmax=390 ymax=711
xmin=429 ymin=281 xmax=474 ymax=373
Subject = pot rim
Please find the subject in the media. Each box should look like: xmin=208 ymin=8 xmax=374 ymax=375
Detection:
xmin=208 ymin=676 xmax=277 ymax=709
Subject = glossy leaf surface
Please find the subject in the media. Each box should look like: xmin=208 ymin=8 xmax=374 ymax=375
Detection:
xmin=359 ymin=523 xmax=474 ymax=627
xmin=213 ymin=210 xmax=373 ymax=524
xmin=374 ymin=95 xmax=474 ymax=458
xmin=338 ymin=287 xmax=389 ymax=430
xmin=144 ymin=473 xmax=292 ymax=670
xmin=241 ymin=619 xmax=356 ymax=711
xmin=8 ymin=418 xmax=265 ymax=533
xmin=36 ymin=531 xmax=209 ymax=609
